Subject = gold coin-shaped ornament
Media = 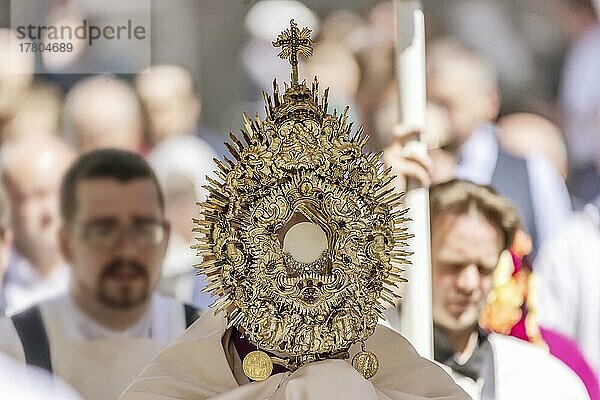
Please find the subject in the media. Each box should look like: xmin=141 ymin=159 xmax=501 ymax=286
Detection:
xmin=352 ymin=350 xmax=379 ymax=379
xmin=242 ymin=350 xmax=273 ymax=381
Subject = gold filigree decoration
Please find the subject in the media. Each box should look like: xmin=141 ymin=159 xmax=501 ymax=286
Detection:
xmin=193 ymin=20 xmax=411 ymax=370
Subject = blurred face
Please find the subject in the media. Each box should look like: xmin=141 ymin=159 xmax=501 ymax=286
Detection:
xmin=76 ymin=111 xmax=142 ymax=154
xmin=5 ymin=158 xmax=66 ymax=267
xmin=145 ymin=92 xmax=190 ymax=142
xmin=427 ymin=63 xmax=499 ymax=144
xmin=62 ymin=178 xmax=168 ymax=309
xmin=141 ymin=89 xmax=198 ymax=144
xmin=136 ymin=67 xmax=199 ymax=144
xmin=431 ymin=210 xmax=502 ymax=332
xmin=70 ymin=81 xmax=143 ymax=154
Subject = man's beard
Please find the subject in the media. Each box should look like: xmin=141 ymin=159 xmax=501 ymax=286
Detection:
xmin=97 ymin=259 xmax=150 ymax=309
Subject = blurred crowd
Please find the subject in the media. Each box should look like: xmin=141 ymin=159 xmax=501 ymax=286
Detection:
xmin=0 ymin=0 xmax=598 ymax=399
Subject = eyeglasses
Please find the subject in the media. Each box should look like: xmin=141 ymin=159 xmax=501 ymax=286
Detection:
xmin=80 ymin=220 xmax=167 ymax=249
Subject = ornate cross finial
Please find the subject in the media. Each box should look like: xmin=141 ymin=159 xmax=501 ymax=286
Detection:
xmin=272 ymin=19 xmax=314 ymax=86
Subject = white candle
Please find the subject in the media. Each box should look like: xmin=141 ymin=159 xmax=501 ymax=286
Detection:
xmin=394 ymin=0 xmax=433 ymax=360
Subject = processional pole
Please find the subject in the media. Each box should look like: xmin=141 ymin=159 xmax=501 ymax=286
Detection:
xmin=394 ymin=0 xmax=433 ymax=359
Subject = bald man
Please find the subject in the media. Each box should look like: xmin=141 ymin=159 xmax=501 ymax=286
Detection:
xmin=135 ymin=64 xmax=202 ymax=146
xmin=137 ymin=65 xmax=217 ymax=306
xmin=0 ymin=136 xmax=76 ymax=315
xmin=64 ymin=76 xmax=143 ymax=153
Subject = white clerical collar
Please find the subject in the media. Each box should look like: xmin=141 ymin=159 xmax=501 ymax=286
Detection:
xmin=61 ymin=294 xmax=155 ymax=342
xmin=453 ymin=330 xmax=480 ymax=366
xmin=455 ymin=123 xmax=498 ymax=185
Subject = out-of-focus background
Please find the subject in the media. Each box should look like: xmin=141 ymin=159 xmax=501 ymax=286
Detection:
xmin=2 ymin=0 xmax=596 ymax=194
xmin=0 ymin=1 xmax=587 ymax=143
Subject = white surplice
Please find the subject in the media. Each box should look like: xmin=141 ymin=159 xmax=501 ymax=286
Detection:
xmin=0 ymin=352 xmax=82 ymax=400
xmin=119 ymin=311 xmax=470 ymax=400
xmin=439 ymin=334 xmax=589 ymax=400
xmin=535 ymin=205 xmax=600 ymax=382
xmin=0 ymin=293 xmax=192 ymax=400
